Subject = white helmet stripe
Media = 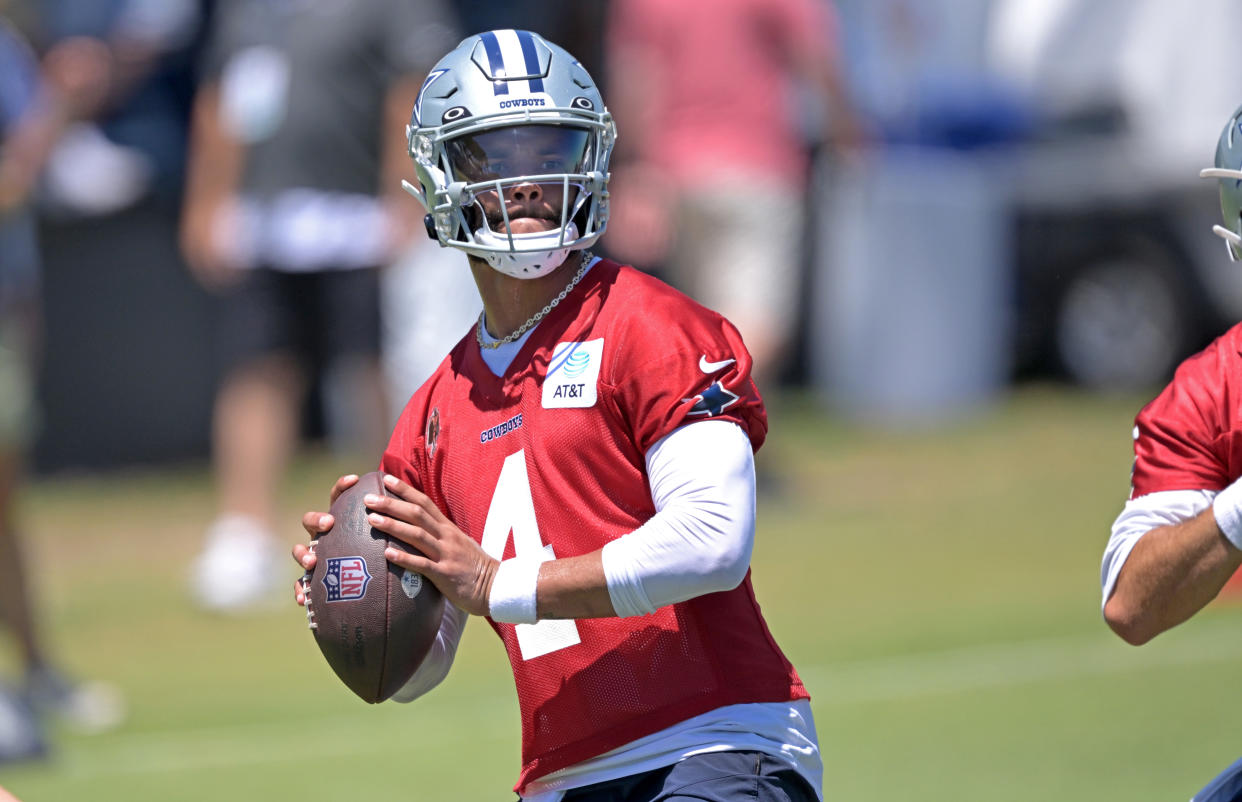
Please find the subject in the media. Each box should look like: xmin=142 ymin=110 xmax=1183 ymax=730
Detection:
xmin=495 ymin=29 xmax=544 ymax=94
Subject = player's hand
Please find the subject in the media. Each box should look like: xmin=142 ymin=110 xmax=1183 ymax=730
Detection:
xmin=292 ymin=474 xmax=362 ymax=607
xmin=364 ymin=473 xmax=499 ymax=617
xmin=42 ymin=36 xmax=112 ymax=118
xmin=180 ymin=196 xmax=248 ymax=290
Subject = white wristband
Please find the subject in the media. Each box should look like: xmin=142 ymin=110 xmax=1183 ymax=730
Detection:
xmin=488 ymin=558 xmax=541 ymax=624
xmin=1213 ymin=480 xmax=1242 ymax=550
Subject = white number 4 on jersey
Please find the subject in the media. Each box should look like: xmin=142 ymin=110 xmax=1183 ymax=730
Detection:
xmin=481 ymin=450 xmax=582 ymax=660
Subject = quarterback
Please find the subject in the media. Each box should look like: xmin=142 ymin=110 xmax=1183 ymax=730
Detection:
xmin=293 ymin=29 xmax=820 ymax=801
xmin=1101 ymin=102 xmax=1242 ymax=802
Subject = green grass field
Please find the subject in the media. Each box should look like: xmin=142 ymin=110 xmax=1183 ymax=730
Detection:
xmin=2 ymin=384 xmax=1239 ymax=801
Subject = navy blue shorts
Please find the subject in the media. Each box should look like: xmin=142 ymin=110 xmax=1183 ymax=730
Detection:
xmin=555 ymin=751 xmax=818 ymax=802
xmin=1193 ymin=755 xmax=1242 ymax=802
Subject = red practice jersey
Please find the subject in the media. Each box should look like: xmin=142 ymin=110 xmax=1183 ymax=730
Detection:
xmin=381 ymin=259 xmax=808 ymax=792
xmin=1131 ymin=322 xmax=1242 ymax=499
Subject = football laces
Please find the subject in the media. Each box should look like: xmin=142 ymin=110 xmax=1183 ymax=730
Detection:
xmin=303 ymin=540 xmax=318 ymax=630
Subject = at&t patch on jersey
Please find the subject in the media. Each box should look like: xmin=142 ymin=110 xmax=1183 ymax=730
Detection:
xmin=543 ymin=339 xmax=604 ymax=409
xmin=324 ymin=557 xmax=371 ymax=602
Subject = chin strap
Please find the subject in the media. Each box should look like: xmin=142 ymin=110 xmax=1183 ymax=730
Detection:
xmin=1211 ymin=225 xmax=1242 ymax=262
xmin=470 ymin=222 xmax=581 ymax=279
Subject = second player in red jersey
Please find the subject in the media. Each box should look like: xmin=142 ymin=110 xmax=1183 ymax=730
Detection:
xmin=1102 ymin=100 xmax=1242 ymax=802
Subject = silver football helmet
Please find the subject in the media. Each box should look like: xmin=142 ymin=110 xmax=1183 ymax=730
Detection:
xmin=403 ymin=30 xmax=616 ymax=278
xmin=1200 ymin=102 xmax=1242 ymax=262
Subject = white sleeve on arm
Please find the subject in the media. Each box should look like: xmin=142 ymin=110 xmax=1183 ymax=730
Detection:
xmin=389 ymin=601 xmax=470 ymax=703
xmin=1100 ymin=489 xmax=1214 ymax=610
xmin=602 ymin=420 xmax=756 ymax=618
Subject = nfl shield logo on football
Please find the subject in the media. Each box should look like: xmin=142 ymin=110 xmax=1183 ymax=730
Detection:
xmin=324 ymin=556 xmax=372 ymax=602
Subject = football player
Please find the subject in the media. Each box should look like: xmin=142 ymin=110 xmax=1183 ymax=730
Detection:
xmin=293 ymin=29 xmax=820 ymax=802
xmin=1101 ymin=101 xmax=1242 ymax=802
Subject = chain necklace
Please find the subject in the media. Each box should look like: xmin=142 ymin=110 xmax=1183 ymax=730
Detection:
xmin=476 ymin=251 xmax=594 ymax=350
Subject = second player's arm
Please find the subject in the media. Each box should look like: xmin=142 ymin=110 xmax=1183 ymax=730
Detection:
xmin=1103 ymin=490 xmax=1242 ymax=644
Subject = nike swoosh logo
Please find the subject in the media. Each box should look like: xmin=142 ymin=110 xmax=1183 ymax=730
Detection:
xmin=699 ymin=355 xmax=736 ymax=373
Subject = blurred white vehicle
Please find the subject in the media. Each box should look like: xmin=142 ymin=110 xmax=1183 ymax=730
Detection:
xmin=829 ymin=0 xmax=1242 ymax=392
xmin=992 ymin=0 xmax=1242 ymax=389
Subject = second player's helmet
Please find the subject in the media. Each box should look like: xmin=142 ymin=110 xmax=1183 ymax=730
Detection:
xmin=403 ymin=30 xmax=616 ymax=278
xmin=1201 ymin=102 xmax=1242 ymax=262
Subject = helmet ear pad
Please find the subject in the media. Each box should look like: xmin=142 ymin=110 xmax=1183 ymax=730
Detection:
xmin=422 ymin=209 xmax=473 ymax=243
xmin=461 ymin=200 xmax=486 ymax=235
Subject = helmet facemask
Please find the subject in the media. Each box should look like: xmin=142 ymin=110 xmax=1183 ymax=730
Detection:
xmin=1201 ymin=104 xmax=1242 ymax=262
xmin=436 ymin=124 xmax=601 ymax=277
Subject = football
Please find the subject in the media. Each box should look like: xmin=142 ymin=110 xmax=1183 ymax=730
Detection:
xmin=302 ymin=471 xmax=444 ymax=703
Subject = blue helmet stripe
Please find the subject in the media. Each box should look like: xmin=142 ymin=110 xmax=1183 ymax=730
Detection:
xmin=479 ymin=31 xmax=509 ymax=95
xmin=516 ymin=30 xmax=545 ymax=94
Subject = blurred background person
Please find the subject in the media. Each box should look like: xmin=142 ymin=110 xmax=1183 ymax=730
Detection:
xmin=604 ymin=0 xmax=863 ymax=393
xmin=31 ymin=0 xmax=203 ymax=220
xmin=0 ymin=8 xmax=125 ymax=759
xmin=19 ymin=0 xmax=223 ymax=488
xmin=180 ymin=0 xmax=458 ymax=613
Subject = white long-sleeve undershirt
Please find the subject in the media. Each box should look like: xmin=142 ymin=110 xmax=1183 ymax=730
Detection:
xmin=1100 ymin=489 xmax=1214 ymax=610
xmin=392 ymin=418 xmax=757 ymax=701
xmin=602 ymin=420 xmax=755 ymax=616
xmin=389 ymin=600 xmax=469 ymax=703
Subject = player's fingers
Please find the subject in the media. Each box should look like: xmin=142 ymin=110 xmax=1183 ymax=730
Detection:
xmin=381 ymin=473 xmax=436 ymax=508
xmin=369 ymin=512 xmax=441 ymax=560
xmin=294 ymin=576 xmax=308 ymax=606
xmin=383 ymin=546 xmax=434 ymax=577
xmin=291 ymin=542 xmax=317 ymax=571
xmin=301 ymin=510 xmax=333 ymax=538
xmin=328 ymin=474 xmax=360 ymax=504
xmin=379 ymin=476 xmax=451 ymax=526
xmin=363 ymin=492 xmax=435 ymax=532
